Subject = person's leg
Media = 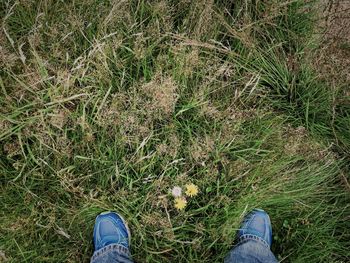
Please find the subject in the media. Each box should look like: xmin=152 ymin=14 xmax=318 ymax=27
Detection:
xmin=90 ymin=212 xmax=134 ymax=263
xmin=224 ymin=209 xmax=278 ymax=263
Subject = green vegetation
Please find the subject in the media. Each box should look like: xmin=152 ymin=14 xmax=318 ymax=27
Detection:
xmin=1 ymin=0 xmax=349 ymax=262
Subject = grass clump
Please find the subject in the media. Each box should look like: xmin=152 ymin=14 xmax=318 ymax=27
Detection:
xmin=1 ymin=0 xmax=349 ymax=262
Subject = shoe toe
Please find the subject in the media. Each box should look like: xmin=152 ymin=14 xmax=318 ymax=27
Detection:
xmin=93 ymin=212 xmax=130 ymax=251
xmin=98 ymin=218 xmax=120 ymax=237
xmin=239 ymin=209 xmax=272 ymax=246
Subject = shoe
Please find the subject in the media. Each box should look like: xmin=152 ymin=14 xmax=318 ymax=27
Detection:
xmin=238 ymin=208 xmax=272 ymax=247
xmin=93 ymin=211 xmax=131 ymax=251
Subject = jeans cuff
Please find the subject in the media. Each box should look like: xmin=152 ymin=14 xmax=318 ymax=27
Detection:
xmin=91 ymin=244 xmax=131 ymax=261
xmin=237 ymin=234 xmax=270 ymax=248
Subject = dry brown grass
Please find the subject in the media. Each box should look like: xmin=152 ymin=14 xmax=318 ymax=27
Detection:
xmin=141 ymin=74 xmax=179 ymax=116
xmin=315 ymin=0 xmax=350 ymax=84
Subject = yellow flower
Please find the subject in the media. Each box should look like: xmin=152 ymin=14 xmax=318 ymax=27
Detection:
xmin=185 ymin=183 xmax=199 ymax=197
xmin=174 ymin=197 xmax=187 ymax=210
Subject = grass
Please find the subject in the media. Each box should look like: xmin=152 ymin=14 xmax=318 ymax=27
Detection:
xmin=1 ymin=0 xmax=350 ymax=262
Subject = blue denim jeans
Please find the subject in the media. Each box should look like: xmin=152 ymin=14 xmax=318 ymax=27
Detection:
xmin=90 ymin=244 xmax=133 ymax=263
xmin=91 ymin=238 xmax=278 ymax=263
xmin=224 ymin=236 xmax=278 ymax=263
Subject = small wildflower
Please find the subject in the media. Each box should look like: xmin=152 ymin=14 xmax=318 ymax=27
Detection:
xmin=171 ymin=186 xmax=182 ymax=197
xmin=185 ymin=183 xmax=199 ymax=197
xmin=174 ymin=197 xmax=187 ymax=210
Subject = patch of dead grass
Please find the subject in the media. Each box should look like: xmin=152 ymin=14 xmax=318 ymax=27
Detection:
xmin=156 ymin=133 xmax=180 ymax=158
xmin=187 ymin=0 xmax=216 ymax=39
xmin=102 ymin=0 xmax=133 ymax=29
xmin=3 ymin=140 xmax=21 ymax=158
xmin=0 ymin=119 xmax=12 ymax=133
xmin=171 ymin=46 xmax=203 ymax=77
xmin=141 ymin=74 xmax=179 ymax=117
xmin=283 ymin=125 xmax=334 ymax=161
xmin=0 ymin=31 xmax=18 ymax=68
xmin=48 ymin=109 xmax=69 ymax=130
xmin=189 ymin=135 xmax=215 ymax=164
xmin=314 ymin=1 xmax=350 ymax=84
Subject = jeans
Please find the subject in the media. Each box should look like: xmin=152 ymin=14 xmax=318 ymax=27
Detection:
xmin=224 ymin=237 xmax=278 ymax=263
xmin=90 ymin=244 xmax=132 ymax=263
xmin=91 ymin=238 xmax=278 ymax=263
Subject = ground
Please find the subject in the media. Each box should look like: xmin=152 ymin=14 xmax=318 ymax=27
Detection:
xmin=1 ymin=0 xmax=350 ymax=262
